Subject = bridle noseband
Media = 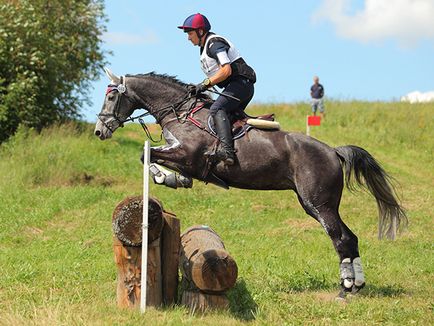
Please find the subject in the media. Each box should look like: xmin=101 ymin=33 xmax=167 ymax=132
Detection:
xmin=97 ymin=75 xmax=130 ymax=134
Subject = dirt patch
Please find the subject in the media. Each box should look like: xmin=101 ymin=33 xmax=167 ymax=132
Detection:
xmin=251 ymin=204 xmax=266 ymax=212
xmin=24 ymin=226 xmax=44 ymax=235
xmin=315 ymin=291 xmax=341 ymax=302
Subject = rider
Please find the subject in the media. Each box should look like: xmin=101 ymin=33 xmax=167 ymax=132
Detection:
xmin=178 ymin=13 xmax=256 ymax=165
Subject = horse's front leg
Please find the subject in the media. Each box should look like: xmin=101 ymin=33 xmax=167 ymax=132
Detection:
xmin=148 ymin=162 xmax=193 ymax=189
xmin=140 ymin=129 xmax=195 ymax=189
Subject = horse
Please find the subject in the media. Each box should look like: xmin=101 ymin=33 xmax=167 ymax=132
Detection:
xmin=94 ymin=68 xmax=407 ymax=298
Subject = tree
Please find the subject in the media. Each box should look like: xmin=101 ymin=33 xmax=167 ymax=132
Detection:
xmin=0 ymin=0 xmax=108 ymax=143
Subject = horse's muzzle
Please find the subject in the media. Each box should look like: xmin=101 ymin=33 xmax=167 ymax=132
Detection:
xmin=94 ymin=121 xmax=112 ymax=140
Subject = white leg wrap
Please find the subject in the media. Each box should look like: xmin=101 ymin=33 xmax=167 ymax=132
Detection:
xmin=149 ymin=163 xmax=192 ymax=189
xmin=352 ymin=257 xmax=365 ymax=287
xmin=340 ymin=258 xmax=355 ymax=289
xmin=150 ymin=163 xmax=172 ymax=184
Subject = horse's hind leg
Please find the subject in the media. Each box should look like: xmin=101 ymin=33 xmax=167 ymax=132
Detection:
xmin=296 ymin=193 xmax=366 ymax=297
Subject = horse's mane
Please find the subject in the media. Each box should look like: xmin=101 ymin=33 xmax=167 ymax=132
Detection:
xmin=126 ymin=72 xmax=212 ymax=100
xmin=127 ymin=72 xmax=187 ymax=87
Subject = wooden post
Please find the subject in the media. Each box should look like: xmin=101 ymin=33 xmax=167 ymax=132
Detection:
xmin=161 ymin=211 xmax=181 ymax=306
xmin=179 ymin=225 xmax=238 ymax=312
xmin=112 ymin=195 xmax=164 ymax=308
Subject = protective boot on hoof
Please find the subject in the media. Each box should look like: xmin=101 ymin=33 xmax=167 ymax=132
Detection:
xmin=339 ymin=258 xmax=355 ymax=297
xmin=164 ymin=173 xmax=193 ymax=189
xmin=212 ymin=110 xmax=236 ymax=166
xmin=351 ymin=257 xmax=366 ymax=294
xmin=149 ymin=164 xmax=192 ymax=189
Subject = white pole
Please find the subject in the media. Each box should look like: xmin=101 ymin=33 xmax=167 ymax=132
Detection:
xmin=306 ymin=115 xmax=310 ymax=136
xmin=140 ymin=140 xmax=151 ymax=313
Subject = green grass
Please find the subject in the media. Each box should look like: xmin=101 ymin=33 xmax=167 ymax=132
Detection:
xmin=0 ymin=101 xmax=433 ymax=325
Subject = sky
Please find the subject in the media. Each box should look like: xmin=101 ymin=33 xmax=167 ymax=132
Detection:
xmin=84 ymin=0 xmax=434 ymax=122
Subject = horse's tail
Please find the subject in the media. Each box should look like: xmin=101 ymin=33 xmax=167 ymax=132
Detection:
xmin=335 ymin=145 xmax=408 ymax=240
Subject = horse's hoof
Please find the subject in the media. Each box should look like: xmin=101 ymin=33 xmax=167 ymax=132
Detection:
xmin=351 ymin=283 xmax=365 ymax=294
xmin=336 ymin=289 xmax=347 ymax=300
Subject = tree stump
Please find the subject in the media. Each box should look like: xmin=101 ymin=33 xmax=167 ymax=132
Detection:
xmin=161 ymin=211 xmax=180 ymax=306
xmin=179 ymin=225 xmax=238 ymax=312
xmin=112 ymin=195 xmax=180 ymax=309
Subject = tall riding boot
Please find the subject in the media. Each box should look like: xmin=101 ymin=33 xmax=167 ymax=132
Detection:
xmin=212 ymin=110 xmax=235 ymax=165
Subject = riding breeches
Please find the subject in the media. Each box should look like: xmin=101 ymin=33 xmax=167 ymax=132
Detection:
xmin=210 ymin=77 xmax=254 ymax=115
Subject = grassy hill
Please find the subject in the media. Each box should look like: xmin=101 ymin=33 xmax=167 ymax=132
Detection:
xmin=0 ymin=101 xmax=432 ymax=325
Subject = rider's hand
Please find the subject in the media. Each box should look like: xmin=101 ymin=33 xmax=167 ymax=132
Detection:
xmin=189 ymin=78 xmax=211 ymax=96
xmin=195 ymin=82 xmax=208 ymax=94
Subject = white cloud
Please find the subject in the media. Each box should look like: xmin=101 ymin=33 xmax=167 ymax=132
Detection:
xmin=312 ymin=0 xmax=434 ymax=47
xmin=103 ymin=30 xmax=159 ymax=45
xmin=401 ymin=90 xmax=434 ymax=103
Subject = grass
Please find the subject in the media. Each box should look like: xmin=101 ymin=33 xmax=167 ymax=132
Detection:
xmin=0 ymin=101 xmax=433 ymax=325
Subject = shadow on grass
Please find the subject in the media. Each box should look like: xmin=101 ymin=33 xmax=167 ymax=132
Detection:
xmin=360 ymin=284 xmax=406 ymax=297
xmin=277 ymin=271 xmax=336 ymax=293
xmin=227 ymin=279 xmax=258 ymax=321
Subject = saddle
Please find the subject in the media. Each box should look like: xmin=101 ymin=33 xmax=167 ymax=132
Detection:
xmin=207 ymin=110 xmax=280 ymax=140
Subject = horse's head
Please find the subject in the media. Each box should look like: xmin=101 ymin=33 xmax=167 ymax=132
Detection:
xmin=94 ymin=68 xmax=136 ymax=140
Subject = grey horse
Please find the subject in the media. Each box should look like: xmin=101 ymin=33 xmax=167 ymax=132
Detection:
xmin=94 ymin=68 xmax=407 ymax=297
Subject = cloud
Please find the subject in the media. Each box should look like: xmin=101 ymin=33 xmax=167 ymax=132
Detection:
xmin=103 ymin=30 xmax=159 ymax=45
xmin=312 ymin=0 xmax=434 ymax=47
xmin=401 ymin=90 xmax=434 ymax=103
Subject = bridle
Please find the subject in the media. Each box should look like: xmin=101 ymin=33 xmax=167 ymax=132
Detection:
xmin=97 ymin=76 xmax=204 ymax=142
xmin=97 ymin=75 xmax=132 ymax=134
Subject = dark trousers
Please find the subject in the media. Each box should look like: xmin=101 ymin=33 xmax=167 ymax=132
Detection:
xmin=210 ymin=77 xmax=254 ymax=115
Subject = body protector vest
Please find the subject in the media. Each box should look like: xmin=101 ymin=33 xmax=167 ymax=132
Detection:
xmin=200 ymin=34 xmax=256 ymax=87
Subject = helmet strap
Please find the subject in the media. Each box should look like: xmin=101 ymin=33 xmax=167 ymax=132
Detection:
xmin=196 ymin=29 xmax=205 ymax=47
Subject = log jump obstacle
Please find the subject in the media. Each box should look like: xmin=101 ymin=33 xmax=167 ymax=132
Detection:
xmin=112 ymin=199 xmax=239 ymax=312
xmin=112 ymin=195 xmax=180 ymax=309
xmin=179 ymin=225 xmax=238 ymax=312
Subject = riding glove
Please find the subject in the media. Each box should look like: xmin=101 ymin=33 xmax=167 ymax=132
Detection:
xmin=189 ymin=79 xmax=210 ymax=96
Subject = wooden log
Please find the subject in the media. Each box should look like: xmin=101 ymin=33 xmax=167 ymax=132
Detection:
xmin=146 ymin=238 xmax=163 ymax=307
xmin=181 ymin=290 xmax=229 ymax=313
xmin=112 ymin=195 xmax=164 ymax=246
xmin=113 ymin=237 xmax=141 ymax=308
xmin=112 ymin=195 xmax=164 ymax=308
xmin=180 ymin=225 xmax=238 ymax=293
xmin=160 ymin=211 xmax=180 ymax=306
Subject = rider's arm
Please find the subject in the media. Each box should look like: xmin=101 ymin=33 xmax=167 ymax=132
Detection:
xmin=209 ymin=63 xmax=232 ymax=86
xmin=206 ymin=40 xmax=232 ymax=86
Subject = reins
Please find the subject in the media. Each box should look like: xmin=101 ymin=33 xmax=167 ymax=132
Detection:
xmin=98 ymin=76 xmax=235 ymax=143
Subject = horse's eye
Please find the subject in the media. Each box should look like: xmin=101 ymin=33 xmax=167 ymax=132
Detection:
xmin=107 ymin=94 xmax=115 ymax=101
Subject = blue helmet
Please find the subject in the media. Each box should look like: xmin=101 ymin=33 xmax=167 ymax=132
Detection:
xmin=177 ymin=13 xmax=211 ymax=32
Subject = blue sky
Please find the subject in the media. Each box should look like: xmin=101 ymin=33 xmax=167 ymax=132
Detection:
xmin=84 ymin=0 xmax=434 ymax=121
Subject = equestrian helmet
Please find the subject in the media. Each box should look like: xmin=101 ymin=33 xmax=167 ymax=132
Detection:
xmin=178 ymin=13 xmax=211 ymax=32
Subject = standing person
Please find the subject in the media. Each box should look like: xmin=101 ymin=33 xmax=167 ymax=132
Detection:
xmin=178 ymin=13 xmax=256 ymax=166
xmin=310 ymin=76 xmax=325 ymax=118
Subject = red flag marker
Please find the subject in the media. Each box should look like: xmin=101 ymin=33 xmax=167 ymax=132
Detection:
xmin=306 ymin=115 xmax=321 ymax=136
xmin=307 ymin=115 xmax=321 ymax=126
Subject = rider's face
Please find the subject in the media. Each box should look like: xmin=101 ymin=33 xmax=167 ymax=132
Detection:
xmin=187 ymin=30 xmax=200 ymax=46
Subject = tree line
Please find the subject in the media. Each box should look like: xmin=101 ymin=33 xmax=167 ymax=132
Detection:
xmin=0 ymin=0 xmax=108 ymax=143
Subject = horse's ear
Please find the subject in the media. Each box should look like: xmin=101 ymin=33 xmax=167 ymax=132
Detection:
xmin=104 ymin=67 xmax=121 ymax=85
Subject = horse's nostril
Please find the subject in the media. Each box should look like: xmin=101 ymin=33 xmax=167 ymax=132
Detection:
xmin=95 ymin=130 xmax=101 ymax=136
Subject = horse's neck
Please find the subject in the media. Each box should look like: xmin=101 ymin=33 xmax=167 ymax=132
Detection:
xmin=131 ymin=77 xmax=184 ymax=122
xmin=158 ymin=98 xmax=203 ymax=128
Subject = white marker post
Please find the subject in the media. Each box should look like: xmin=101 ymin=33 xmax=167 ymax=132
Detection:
xmin=140 ymin=140 xmax=151 ymax=313
xmin=306 ymin=115 xmax=311 ymax=136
